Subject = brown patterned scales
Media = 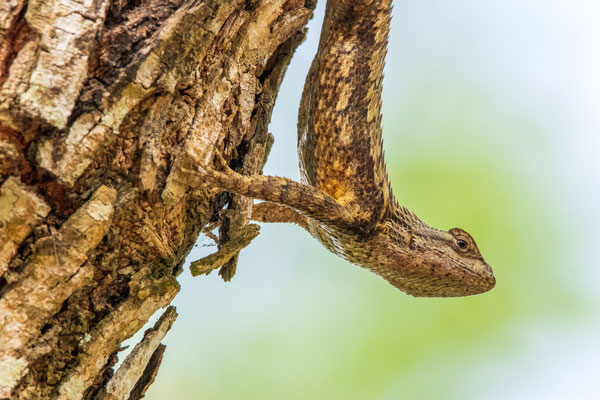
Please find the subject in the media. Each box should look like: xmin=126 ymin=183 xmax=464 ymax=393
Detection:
xmin=196 ymin=0 xmax=495 ymax=297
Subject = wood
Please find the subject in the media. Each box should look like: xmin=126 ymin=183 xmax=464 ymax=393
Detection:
xmin=0 ymin=0 xmax=315 ymax=398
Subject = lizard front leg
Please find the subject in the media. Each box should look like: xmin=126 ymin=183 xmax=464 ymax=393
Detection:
xmin=251 ymin=202 xmax=309 ymax=230
xmin=183 ymin=162 xmax=355 ymax=230
xmin=190 ymin=201 xmax=309 ymax=279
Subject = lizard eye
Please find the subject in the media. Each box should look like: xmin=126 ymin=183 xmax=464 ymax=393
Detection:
xmin=454 ymin=237 xmax=471 ymax=254
xmin=449 ymin=228 xmax=474 ymax=254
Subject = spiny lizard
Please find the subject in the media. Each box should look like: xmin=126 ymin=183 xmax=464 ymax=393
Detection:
xmin=194 ymin=0 xmax=495 ymax=297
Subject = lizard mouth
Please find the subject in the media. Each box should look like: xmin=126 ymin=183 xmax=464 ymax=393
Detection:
xmin=466 ymin=263 xmax=496 ymax=295
xmin=485 ymin=269 xmax=496 ymax=289
xmin=467 ymin=262 xmax=496 ymax=294
xmin=480 ymin=262 xmax=496 ymax=288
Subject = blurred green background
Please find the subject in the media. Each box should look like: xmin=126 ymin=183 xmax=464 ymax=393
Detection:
xmin=139 ymin=1 xmax=599 ymax=398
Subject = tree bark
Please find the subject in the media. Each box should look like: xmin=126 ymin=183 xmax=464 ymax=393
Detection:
xmin=0 ymin=0 xmax=314 ymax=398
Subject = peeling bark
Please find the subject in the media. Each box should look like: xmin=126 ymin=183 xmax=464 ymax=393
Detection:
xmin=0 ymin=0 xmax=315 ymax=398
xmin=96 ymin=306 xmax=177 ymax=400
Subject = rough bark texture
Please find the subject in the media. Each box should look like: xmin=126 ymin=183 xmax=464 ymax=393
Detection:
xmin=0 ymin=0 xmax=314 ymax=398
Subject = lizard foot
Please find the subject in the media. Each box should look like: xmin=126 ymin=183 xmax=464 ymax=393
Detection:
xmin=177 ymin=149 xmax=232 ymax=187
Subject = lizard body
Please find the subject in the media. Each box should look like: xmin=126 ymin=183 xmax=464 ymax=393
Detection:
xmin=196 ymin=0 xmax=495 ymax=297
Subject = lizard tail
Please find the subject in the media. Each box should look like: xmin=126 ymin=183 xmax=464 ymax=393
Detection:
xmin=326 ymin=0 xmax=392 ymax=32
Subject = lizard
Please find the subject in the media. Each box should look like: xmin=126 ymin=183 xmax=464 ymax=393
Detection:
xmin=191 ymin=0 xmax=496 ymax=297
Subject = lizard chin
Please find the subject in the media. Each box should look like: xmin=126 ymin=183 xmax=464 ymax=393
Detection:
xmin=378 ymin=243 xmax=496 ymax=297
xmin=387 ymin=261 xmax=495 ymax=298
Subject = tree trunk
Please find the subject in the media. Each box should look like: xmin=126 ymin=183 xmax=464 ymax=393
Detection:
xmin=0 ymin=0 xmax=314 ymax=398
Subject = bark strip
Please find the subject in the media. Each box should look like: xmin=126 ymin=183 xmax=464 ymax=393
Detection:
xmin=97 ymin=306 xmax=178 ymax=400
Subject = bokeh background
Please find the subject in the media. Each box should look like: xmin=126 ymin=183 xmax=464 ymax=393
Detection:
xmin=138 ymin=0 xmax=599 ymax=398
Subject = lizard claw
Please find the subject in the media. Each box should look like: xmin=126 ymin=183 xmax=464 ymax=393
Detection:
xmin=175 ymin=148 xmax=237 ymax=190
xmin=212 ymin=149 xmax=238 ymax=177
xmin=213 ymin=149 xmax=229 ymax=169
xmin=180 ymin=149 xmax=224 ymax=179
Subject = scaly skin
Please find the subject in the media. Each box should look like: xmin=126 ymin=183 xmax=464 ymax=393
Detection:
xmin=197 ymin=0 xmax=495 ymax=297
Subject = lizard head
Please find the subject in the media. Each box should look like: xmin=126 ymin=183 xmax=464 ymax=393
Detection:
xmin=382 ymin=226 xmax=496 ymax=297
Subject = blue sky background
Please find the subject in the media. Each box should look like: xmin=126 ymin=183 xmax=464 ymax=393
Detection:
xmin=130 ymin=1 xmax=599 ymax=398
